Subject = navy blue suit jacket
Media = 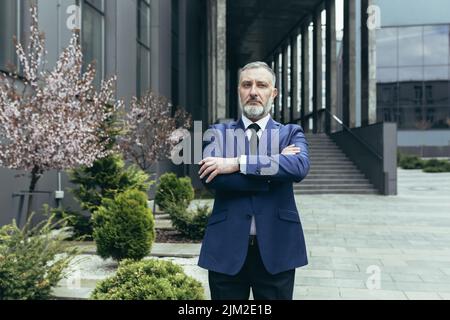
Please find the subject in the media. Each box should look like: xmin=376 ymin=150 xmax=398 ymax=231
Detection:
xmin=198 ymin=117 xmax=310 ymax=275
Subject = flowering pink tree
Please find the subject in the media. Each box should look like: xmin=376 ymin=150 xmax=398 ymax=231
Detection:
xmin=120 ymin=91 xmax=191 ymax=172
xmin=0 ymin=5 xmax=123 ymax=220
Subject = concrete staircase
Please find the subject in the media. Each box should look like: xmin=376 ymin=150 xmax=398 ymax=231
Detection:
xmin=294 ymin=133 xmax=379 ymax=195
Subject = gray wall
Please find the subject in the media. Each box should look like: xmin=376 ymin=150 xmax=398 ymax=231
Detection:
xmin=0 ymin=0 xmax=211 ymax=226
xmin=331 ymin=122 xmax=398 ymax=195
xmin=0 ymin=168 xmax=82 ymax=227
xmin=0 ymin=0 xmax=177 ymax=226
xmin=115 ymin=0 xmax=138 ymax=103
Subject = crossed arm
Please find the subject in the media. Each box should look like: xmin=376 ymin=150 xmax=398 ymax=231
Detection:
xmin=198 ymin=126 xmax=310 ymax=192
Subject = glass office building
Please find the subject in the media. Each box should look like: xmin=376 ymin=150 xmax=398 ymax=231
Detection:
xmin=375 ymin=0 xmax=450 ymax=156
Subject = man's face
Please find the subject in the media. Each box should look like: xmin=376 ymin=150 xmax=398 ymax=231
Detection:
xmin=238 ymin=68 xmax=278 ymax=121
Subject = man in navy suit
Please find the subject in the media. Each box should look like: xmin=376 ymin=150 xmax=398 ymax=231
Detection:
xmin=198 ymin=61 xmax=310 ymax=300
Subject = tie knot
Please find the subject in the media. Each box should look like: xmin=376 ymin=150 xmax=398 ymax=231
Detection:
xmin=247 ymin=123 xmax=261 ymax=132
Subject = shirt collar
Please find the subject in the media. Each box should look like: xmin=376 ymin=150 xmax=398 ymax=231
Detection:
xmin=241 ymin=113 xmax=271 ymax=131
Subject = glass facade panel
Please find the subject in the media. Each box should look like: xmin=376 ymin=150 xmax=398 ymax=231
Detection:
xmin=377 ymin=24 xmax=450 ymax=130
xmin=308 ymin=23 xmax=313 ymax=114
xmin=398 ymin=67 xmax=423 ymax=82
xmin=138 ymin=46 xmax=150 ymax=97
xmin=138 ymin=0 xmax=151 ymax=47
xmin=321 ymin=9 xmax=326 ymax=109
xmin=424 ymin=25 xmax=449 ymax=66
xmin=0 ymin=0 xmax=18 ymax=71
xmin=278 ymin=53 xmax=283 ymax=117
xmin=82 ymin=0 xmax=104 ymax=88
xmin=424 ymin=66 xmax=448 ymax=81
xmin=137 ymin=0 xmax=151 ymax=97
xmin=297 ymin=34 xmax=302 ymax=114
xmin=85 ymin=0 xmax=103 ymax=11
xmin=398 ymin=27 xmax=423 ymax=67
xmin=377 ymin=83 xmax=399 ymax=123
xmin=376 ymin=28 xmax=398 ymax=67
xmin=377 ymin=67 xmax=397 ymax=83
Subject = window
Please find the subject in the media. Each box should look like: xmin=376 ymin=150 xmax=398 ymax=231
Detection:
xmin=81 ymin=0 xmax=105 ymax=88
xmin=398 ymin=27 xmax=423 ymax=67
xmin=308 ymin=23 xmax=314 ymax=114
xmin=376 ymin=28 xmax=398 ymax=68
xmin=377 ymin=24 xmax=450 ymax=129
xmin=424 ymin=25 xmax=449 ymax=66
xmin=277 ymin=53 xmax=283 ymax=118
xmin=287 ymin=44 xmax=291 ymax=113
xmin=172 ymin=0 xmax=179 ymax=107
xmin=297 ymin=34 xmax=302 ymax=114
xmin=0 ymin=0 xmax=19 ymax=72
xmin=137 ymin=0 xmax=151 ymax=97
xmin=321 ymin=9 xmax=326 ymax=110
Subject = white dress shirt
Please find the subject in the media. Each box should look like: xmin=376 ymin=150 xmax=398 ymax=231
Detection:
xmin=239 ymin=113 xmax=271 ymax=235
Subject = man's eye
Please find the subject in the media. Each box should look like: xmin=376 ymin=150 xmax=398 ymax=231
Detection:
xmin=258 ymin=84 xmax=268 ymax=88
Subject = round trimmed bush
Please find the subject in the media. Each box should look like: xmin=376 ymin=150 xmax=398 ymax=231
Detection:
xmin=90 ymin=259 xmax=205 ymax=300
xmin=422 ymin=159 xmax=450 ymax=173
xmin=399 ymin=154 xmax=425 ymax=169
xmin=155 ymin=173 xmax=194 ymax=211
xmin=165 ymin=203 xmax=210 ymax=241
xmin=92 ymin=189 xmax=155 ymax=261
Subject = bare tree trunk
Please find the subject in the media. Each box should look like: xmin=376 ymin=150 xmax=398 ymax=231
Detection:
xmin=26 ymin=165 xmax=43 ymax=223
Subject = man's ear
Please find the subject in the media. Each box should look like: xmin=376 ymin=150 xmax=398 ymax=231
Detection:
xmin=272 ymin=88 xmax=278 ymax=99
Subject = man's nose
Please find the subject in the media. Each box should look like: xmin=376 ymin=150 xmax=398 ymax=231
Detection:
xmin=249 ymin=84 xmax=258 ymax=96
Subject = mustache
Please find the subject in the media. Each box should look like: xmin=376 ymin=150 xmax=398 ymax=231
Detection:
xmin=246 ymin=98 xmax=262 ymax=104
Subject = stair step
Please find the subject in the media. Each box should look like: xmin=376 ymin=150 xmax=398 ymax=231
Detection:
xmin=294 ymin=184 xmax=376 ymax=190
xmin=306 ymin=174 xmax=366 ymax=179
xmin=310 ymin=160 xmax=354 ymax=164
xmin=309 ymin=168 xmax=361 ymax=172
xmin=154 ymin=213 xmax=170 ymax=220
xmin=308 ymin=149 xmax=344 ymax=153
xmin=301 ymin=179 xmax=370 ymax=184
xmin=310 ymin=155 xmax=348 ymax=158
xmin=295 ymin=190 xmax=379 ymax=195
xmin=310 ymin=166 xmax=357 ymax=170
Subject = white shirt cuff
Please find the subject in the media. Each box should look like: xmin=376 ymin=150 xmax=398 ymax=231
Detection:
xmin=239 ymin=155 xmax=247 ymax=174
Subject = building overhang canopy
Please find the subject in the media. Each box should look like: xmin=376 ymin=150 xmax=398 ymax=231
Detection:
xmin=228 ymin=0 xmax=323 ymax=67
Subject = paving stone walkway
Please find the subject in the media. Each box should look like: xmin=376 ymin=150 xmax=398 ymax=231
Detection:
xmin=54 ymin=169 xmax=450 ymax=300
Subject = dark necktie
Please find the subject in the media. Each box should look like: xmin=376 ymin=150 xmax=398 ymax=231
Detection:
xmin=247 ymin=123 xmax=261 ymax=155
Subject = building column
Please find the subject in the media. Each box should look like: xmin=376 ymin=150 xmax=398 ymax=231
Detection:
xmin=343 ymin=0 xmax=356 ymax=128
xmin=313 ymin=9 xmax=322 ymax=133
xmin=273 ymin=53 xmax=280 ymax=121
xmin=282 ymin=45 xmax=289 ymax=123
xmin=325 ymin=0 xmax=337 ymax=134
xmin=301 ymin=25 xmax=310 ymax=131
xmin=207 ymin=0 xmax=226 ymax=124
xmin=290 ymin=34 xmax=299 ymax=123
xmin=361 ymin=0 xmax=377 ymax=126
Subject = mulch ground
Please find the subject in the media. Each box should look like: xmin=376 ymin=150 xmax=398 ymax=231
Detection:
xmin=155 ymin=229 xmax=202 ymax=244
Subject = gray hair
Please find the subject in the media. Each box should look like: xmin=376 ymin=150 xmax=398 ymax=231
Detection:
xmin=239 ymin=61 xmax=277 ymax=87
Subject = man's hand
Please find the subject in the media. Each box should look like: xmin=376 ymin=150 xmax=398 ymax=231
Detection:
xmin=198 ymin=157 xmax=240 ymax=183
xmin=281 ymin=144 xmax=301 ymax=155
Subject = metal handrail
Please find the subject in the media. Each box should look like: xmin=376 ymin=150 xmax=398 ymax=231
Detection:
xmin=322 ymin=108 xmax=383 ymax=161
xmin=292 ymin=109 xmax=383 ymax=160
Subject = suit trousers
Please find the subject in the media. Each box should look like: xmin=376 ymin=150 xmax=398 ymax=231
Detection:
xmin=208 ymin=236 xmax=295 ymax=300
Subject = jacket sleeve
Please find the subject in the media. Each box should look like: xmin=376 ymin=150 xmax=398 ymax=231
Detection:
xmin=201 ymin=172 xmax=270 ymax=192
xmin=200 ymin=124 xmax=270 ymax=192
xmin=244 ymin=125 xmax=310 ymax=183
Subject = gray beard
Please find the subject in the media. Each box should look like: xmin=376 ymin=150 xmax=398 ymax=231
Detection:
xmin=240 ymin=97 xmax=274 ymax=120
